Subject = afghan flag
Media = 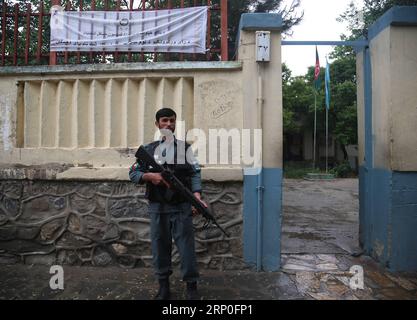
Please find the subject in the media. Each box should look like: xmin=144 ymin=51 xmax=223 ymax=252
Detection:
xmin=314 ymin=46 xmax=321 ymax=91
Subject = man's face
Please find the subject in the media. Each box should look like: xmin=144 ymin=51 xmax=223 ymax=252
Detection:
xmin=156 ymin=115 xmax=176 ymax=133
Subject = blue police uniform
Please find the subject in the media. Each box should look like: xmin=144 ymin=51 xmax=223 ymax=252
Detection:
xmin=129 ymin=137 xmax=201 ymax=282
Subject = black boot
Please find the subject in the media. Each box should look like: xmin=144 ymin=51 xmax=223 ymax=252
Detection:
xmin=154 ymin=278 xmax=170 ymax=300
xmin=186 ymin=281 xmax=200 ymax=300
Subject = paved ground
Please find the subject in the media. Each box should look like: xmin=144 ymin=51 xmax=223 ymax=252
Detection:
xmin=1 ymin=179 xmax=416 ymax=300
xmin=1 ymin=254 xmax=416 ymax=300
xmin=282 ymin=179 xmax=360 ymax=255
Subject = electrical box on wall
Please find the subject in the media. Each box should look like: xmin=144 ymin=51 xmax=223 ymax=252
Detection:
xmin=256 ymin=31 xmax=270 ymax=62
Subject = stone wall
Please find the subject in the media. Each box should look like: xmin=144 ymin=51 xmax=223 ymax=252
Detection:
xmin=0 ymin=180 xmax=245 ymax=270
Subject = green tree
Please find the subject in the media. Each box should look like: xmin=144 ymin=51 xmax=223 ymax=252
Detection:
xmin=305 ymin=60 xmax=358 ymax=161
xmin=283 ymin=74 xmax=316 ymax=132
xmin=283 ymin=58 xmax=357 ymax=162
xmin=1 ymin=0 xmax=53 ymax=65
xmin=325 ymin=50 xmax=357 ymax=160
xmin=330 ymin=0 xmax=417 ymax=63
xmin=228 ymin=0 xmax=303 ymax=58
xmin=338 ymin=0 xmax=417 ymax=40
xmin=332 ymin=81 xmax=357 ymax=159
xmin=282 ymin=63 xmax=317 ymax=161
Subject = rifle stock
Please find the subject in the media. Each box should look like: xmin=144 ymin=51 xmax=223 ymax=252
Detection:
xmin=135 ymin=146 xmax=230 ymax=237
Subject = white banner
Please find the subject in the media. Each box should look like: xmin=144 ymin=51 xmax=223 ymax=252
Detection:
xmin=50 ymin=6 xmax=208 ymax=53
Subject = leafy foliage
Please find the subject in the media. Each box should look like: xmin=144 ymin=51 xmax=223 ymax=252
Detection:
xmin=337 ymin=0 xmax=417 ymax=40
xmin=282 ymin=59 xmax=357 ymax=162
xmin=330 ymin=160 xmax=352 ymax=178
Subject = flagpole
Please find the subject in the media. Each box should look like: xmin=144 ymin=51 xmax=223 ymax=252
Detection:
xmin=313 ymin=91 xmax=317 ymax=170
xmin=313 ymin=46 xmax=320 ymax=172
xmin=326 ymin=105 xmax=328 ymax=173
xmin=325 ymin=55 xmax=330 ymax=174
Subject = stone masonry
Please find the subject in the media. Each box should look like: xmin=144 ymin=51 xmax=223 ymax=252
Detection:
xmin=0 ymin=180 xmax=245 ymax=270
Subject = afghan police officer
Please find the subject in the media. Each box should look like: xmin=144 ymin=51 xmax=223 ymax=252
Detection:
xmin=129 ymin=107 xmax=206 ymax=300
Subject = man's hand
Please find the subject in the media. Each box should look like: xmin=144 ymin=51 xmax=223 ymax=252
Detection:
xmin=143 ymin=173 xmax=170 ymax=188
xmin=192 ymin=192 xmax=208 ymax=216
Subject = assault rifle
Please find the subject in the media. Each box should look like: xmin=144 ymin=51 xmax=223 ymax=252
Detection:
xmin=135 ymin=145 xmax=229 ymax=237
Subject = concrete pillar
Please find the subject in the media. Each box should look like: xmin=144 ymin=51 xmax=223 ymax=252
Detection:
xmin=357 ymin=6 xmax=417 ymax=271
xmin=238 ymin=13 xmax=283 ymax=271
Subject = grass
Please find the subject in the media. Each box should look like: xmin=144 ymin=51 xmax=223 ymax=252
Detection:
xmin=283 ymin=161 xmax=320 ymax=179
xmin=283 ymin=160 xmax=358 ymax=179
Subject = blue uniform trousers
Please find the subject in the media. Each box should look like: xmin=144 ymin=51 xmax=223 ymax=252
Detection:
xmin=149 ymin=202 xmax=199 ymax=282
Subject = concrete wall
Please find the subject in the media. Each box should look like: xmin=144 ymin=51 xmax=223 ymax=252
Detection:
xmin=357 ymin=6 xmax=417 ymax=271
xmin=390 ymin=26 xmax=417 ymax=170
xmin=356 ymin=51 xmax=365 ymax=168
xmin=366 ymin=22 xmax=417 ymax=172
xmin=370 ymin=28 xmax=392 ymax=170
xmin=0 ymin=63 xmax=244 ymax=181
xmin=238 ymin=13 xmax=283 ymax=271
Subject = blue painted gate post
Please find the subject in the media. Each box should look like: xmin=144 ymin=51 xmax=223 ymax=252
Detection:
xmin=238 ymin=13 xmax=283 ymax=271
xmin=356 ymin=6 xmax=417 ymax=271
